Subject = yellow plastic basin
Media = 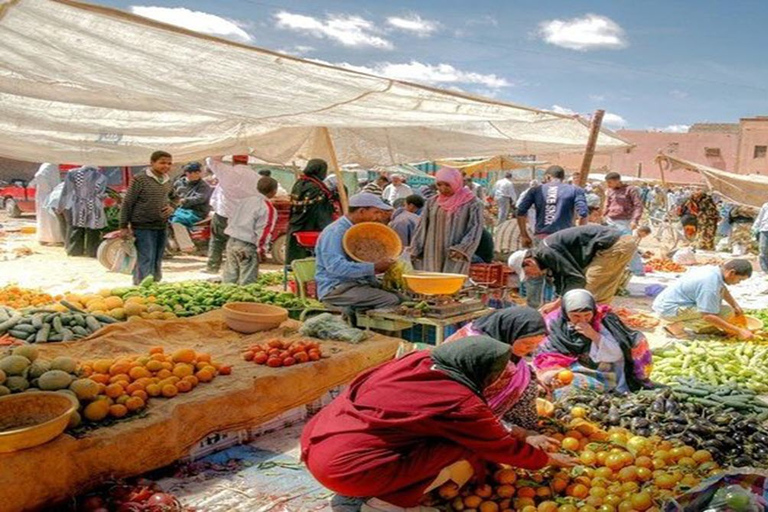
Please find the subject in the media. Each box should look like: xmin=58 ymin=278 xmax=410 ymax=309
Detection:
xmin=402 ymin=272 xmax=467 ymax=296
xmin=0 ymin=392 xmax=76 ymax=453
xmin=744 ymin=315 xmax=763 ymax=332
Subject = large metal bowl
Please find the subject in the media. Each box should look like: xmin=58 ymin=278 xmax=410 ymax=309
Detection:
xmin=0 ymin=392 xmax=76 ymax=453
xmin=402 ymin=272 xmax=467 ymax=296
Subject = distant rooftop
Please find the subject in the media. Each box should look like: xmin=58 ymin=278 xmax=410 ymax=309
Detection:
xmin=689 ymin=123 xmax=739 ymax=134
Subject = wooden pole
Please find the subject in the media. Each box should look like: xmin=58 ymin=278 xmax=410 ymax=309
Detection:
xmin=657 ymin=156 xmax=667 ymax=187
xmin=578 ymin=109 xmax=605 ymax=188
xmin=320 ymin=127 xmax=348 ymax=214
xmin=657 ymin=155 xmax=668 ymax=210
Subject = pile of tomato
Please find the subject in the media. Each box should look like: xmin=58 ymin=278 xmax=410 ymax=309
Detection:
xmin=242 ymin=338 xmax=323 ymax=368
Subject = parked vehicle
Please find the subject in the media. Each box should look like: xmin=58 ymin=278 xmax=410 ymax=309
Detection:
xmin=0 ymin=165 xmax=142 ymax=217
xmin=97 ymin=218 xmax=213 ymax=271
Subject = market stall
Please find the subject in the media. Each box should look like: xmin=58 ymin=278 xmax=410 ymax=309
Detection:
xmin=0 ymin=311 xmax=401 ymax=511
xmin=657 ymin=153 xmax=768 ymax=209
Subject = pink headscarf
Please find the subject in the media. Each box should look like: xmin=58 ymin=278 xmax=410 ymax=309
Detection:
xmin=435 ymin=167 xmax=476 ymax=213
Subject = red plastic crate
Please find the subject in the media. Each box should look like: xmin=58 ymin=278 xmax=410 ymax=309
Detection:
xmin=469 ymin=263 xmax=505 ymax=287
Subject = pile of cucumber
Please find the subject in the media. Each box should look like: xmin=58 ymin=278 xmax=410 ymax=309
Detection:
xmin=672 ymin=378 xmax=768 ymax=420
xmin=0 ymin=304 xmax=117 ymax=343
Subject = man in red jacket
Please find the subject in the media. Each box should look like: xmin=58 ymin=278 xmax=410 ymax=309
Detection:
xmin=301 ymin=336 xmax=575 ymax=511
xmin=603 ymin=172 xmax=645 ymax=275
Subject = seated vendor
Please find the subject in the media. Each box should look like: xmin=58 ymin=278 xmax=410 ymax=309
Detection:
xmin=652 ymin=259 xmax=754 ymax=340
xmin=301 ymin=336 xmax=575 ymax=512
xmin=508 ymin=225 xmax=638 ymax=313
xmin=315 ymin=192 xmax=401 ymax=313
xmin=444 ymin=308 xmax=557 ymax=448
xmin=534 ymin=289 xmax=653 ymax=396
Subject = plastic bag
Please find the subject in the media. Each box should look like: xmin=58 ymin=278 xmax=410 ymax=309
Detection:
xmin=672 ymin=247 xmax=697 ymax=265
xmin=382 ymin=249 xmax=414 ymax=293
xmin=704 ymin=485 xmax=763 ymax=512
xmin=664 ymin=470 xmax=768 ymax=512
xmin=111 ymin=239 xmax=137 ymax=275
xmin=299 ymin=313 xmax=367 ymax=343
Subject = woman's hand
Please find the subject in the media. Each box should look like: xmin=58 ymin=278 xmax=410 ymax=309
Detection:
xmin=448 ymin=249 xmax=466 ymax=261
xmin=508 ymin=426 xmax=528 ymax=442
xmin=547 ymin=453 xmax=578 ymax=468
xmin=527 ymin=435 xmax=560 ymax=452
xmin=738 ymin=328 xmax=755 ymax=341
xmin=538 ymin=301 xmax=559 ymax=316
xmin=573 ymin=322 xmax=600 ymax=343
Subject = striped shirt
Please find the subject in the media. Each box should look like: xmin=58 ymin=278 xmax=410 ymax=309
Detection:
xmin=119 ymin=170 xmax=173 ymax=230
xmin=224 ymin=193 xmax=277 ymax=254
xmin=362 ymin=182 xmax=384 ymax=196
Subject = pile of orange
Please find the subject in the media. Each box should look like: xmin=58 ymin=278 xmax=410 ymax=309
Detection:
xmin=0 ymin=285 xmax=56 ymax=309
xmin=79 ymin=347 xmax=232 ymax=422
xmin=429 ymin=416 xmax=721 ymax=512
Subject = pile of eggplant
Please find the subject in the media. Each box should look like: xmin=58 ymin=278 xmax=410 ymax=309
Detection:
xmin=557 ymin=385 xmax=768 ymax=469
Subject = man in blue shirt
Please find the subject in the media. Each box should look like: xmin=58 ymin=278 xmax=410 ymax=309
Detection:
xmin=652 ymin=259 xmax=754 ymax=339
xmin=516 ymin=165 xmax=588 ymax=248
xmin=388 ymin=194 xmax=424 ymax=247
xmin=316 ymin=193 xmax=401 ymax=312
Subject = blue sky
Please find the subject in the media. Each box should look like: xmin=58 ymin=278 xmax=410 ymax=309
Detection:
xmin=100 ymin=0 xmax=768 ymax=132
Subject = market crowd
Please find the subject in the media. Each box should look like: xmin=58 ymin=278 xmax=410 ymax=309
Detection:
xmin=28 ymin=155 xmax=766 ymax=511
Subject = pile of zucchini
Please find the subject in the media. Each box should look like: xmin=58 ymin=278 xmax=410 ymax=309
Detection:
xmin=672 ymin=378 xmax=768 ymax=420
xmin=0 ymin=303 xmax=116 ymax=343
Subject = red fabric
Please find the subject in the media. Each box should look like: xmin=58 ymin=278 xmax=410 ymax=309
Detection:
xmin=299 ymin=174 xmax=334 ymax=199
xmin=301 ymin=352 xmax=549 ymax=507
xmin=257 ymin=200 xmax=277 ymax=256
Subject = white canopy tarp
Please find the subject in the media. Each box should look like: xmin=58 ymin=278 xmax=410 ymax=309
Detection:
xmin=0 ymin=0 xmax=631 ymax=166
xmin=656 ymin=154 xmax=768 ymax=209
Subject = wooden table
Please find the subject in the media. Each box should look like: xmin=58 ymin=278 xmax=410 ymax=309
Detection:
xmin=360 ymin=307 xmax=492 ymax=345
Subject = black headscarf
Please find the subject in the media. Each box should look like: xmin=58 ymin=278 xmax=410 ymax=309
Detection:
xmin=473 ymin=307 xmax=546 ymax=361
xmin=430 ymin=336 xmax=511 ymax=399
xmin=541 ymin=289 xmax=651 ymax=391
xmin=543 ymin=289 xmax=596 ymax=355
xmin=304 ymin=159 xmax=328 ymax=180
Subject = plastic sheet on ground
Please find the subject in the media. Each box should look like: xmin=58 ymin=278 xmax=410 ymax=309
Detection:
xmin=155 ymin=421 xmax=363 ymax=512
xmin=0 ymin=311 xmax=400 ymax=512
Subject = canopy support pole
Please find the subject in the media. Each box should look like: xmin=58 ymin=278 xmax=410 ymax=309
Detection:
xmin=578 ymin=110 xmax=605 ymax=188
xmin=657 ymin=154 xmax=668 ymax=210
xmin=321 ymin=127 xmax=348 ymax=214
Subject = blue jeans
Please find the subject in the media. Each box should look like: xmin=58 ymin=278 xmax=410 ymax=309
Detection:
xmin=133 ymin=228 xmax=167 ymax=285
xmin=760 ymin=232 xmax=768 ymax=273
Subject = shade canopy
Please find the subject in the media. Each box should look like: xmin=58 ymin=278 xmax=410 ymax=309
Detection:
xmin=1 ymin=0 xmax=630 ymax=166
xmin=656 ymin=154 xmax=768 ymax=208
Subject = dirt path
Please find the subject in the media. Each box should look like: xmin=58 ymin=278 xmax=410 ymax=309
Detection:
xmin=0 ymin=214 xmax=282 ymax=294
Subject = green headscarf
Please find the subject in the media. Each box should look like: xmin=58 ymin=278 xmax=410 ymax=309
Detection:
xmin=430 ymin=336 xmax=511 ymax=399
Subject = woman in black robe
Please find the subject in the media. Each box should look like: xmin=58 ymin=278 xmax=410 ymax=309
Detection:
xmin=286 ymin=159 xmax=336 ymax=264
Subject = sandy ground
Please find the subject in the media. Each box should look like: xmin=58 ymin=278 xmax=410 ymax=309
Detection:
xmin=0 ymin=213 xmax=282 ymax=295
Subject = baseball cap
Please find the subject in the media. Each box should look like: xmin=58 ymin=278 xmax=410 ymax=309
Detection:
xmin=183 ymin=162 xmax=202 ymax=173
xmin=348 ymin=192 xmax=393 ymax=210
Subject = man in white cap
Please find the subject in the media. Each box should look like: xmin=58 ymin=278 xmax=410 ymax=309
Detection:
xmin=315 ymin=193 xmax=401 ymax=313
xmin=382 ymin=174 xmax=413 ymax=205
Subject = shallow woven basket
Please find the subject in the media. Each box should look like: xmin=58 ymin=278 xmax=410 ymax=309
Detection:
xmin=343 ymin=222 xmax=402 ymax=263
xmin=0 ymin=392 xmax=76 ymax=453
